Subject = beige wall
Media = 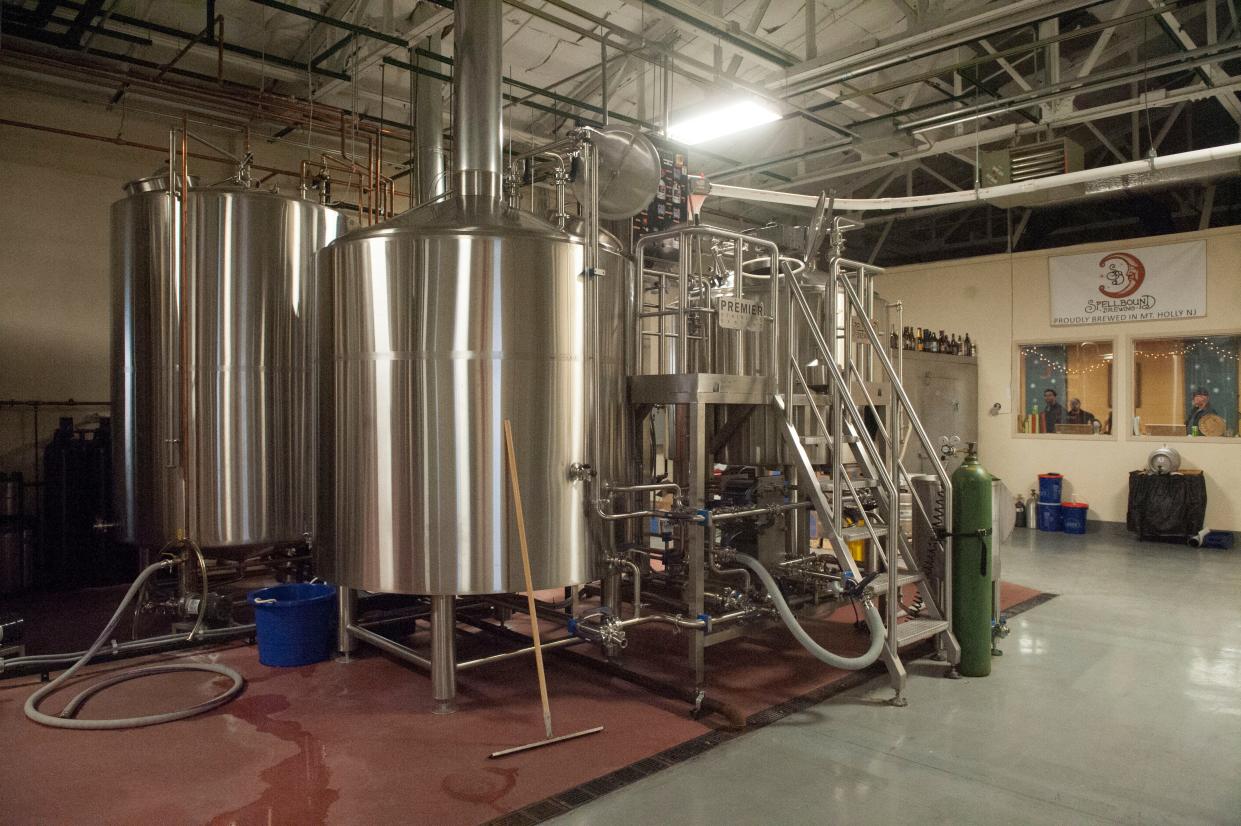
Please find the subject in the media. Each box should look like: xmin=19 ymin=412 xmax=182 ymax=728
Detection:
xmin=881 ymin=225 xmax=1241 ymax=529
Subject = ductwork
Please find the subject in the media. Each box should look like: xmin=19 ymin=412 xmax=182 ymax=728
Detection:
xmin=452 ymin=1 xmax=504 ymax=197
xmin=700 ymin=142 xmax=1241 ymax=213
xmin=414 ymin=33 xmax=446 ymax=204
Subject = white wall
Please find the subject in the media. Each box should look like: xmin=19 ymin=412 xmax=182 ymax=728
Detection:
xmin=880 ymin=226 xmax=1241 ymax=529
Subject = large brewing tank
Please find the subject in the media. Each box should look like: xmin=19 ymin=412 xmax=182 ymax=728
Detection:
xmin=316 ymin=201 xmax=629 ymax=595
xmin=111 ymin=176 xmax=346 ymax=552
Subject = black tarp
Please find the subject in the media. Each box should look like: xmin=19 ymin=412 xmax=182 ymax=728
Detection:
xmin=1126 ymin=471 xmax=1207 ymax=539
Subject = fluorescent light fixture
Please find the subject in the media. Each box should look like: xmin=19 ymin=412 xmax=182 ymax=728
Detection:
xmin=669 ymin=99 xmax=781 ymax=146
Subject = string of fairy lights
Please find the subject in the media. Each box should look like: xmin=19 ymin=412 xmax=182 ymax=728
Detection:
xmin=1131 ymin=338 xmax=1240 ymax=360
xmin=1021 ymin=337 xmax=1240 ymax=379
xmin=1020 ymin=346 xmax=1113 ymax=378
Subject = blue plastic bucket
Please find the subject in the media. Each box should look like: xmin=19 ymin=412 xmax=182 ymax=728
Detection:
xmin=1038 ymin=473 xmax=1063 ymax=503
xmin=247 ymin=583 xmax=336 ymax=667
xmin=1061 ymin=502 xmax=1088 ymax=534
xmin=1037 ymin=501 xmax=1063 ymax=532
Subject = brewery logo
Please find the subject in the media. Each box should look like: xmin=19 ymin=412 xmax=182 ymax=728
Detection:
xmin=1051 ymin=240 xmax=1204 ymax=326
xmin=1097 ymin=252 xmax=1145 ymax=298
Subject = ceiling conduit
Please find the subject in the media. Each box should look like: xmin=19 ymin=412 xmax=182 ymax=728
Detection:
xmin=700 ymin=142 xmax=1241 ymax=212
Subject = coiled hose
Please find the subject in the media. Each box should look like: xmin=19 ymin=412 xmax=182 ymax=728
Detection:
xmin=734 ymin=552 xmax=886 ymax=671
xmin=24 ymin=556 xmax=245 ymax=730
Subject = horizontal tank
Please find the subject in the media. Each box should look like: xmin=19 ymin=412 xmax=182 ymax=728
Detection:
xmin=111 ymin=179 xmax=345 ymax=552
xmin=316 ymin=198 xmax=629 ymax=595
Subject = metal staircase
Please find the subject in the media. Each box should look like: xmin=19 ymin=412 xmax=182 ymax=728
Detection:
xmin=774 ymin=230 xmax=960 ymax=704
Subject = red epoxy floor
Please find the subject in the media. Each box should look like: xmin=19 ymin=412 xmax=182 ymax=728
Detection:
xmin=0 ymin=582 xmax=1040 ymax=825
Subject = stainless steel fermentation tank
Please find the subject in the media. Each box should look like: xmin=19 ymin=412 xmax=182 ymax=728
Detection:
xmin=111 ymin=178 xmax=345 ymax=552
xmin=318 ymin=3 xmax=632 ymax=596
xmin=317 ymin=185 xmax=629 ymax=595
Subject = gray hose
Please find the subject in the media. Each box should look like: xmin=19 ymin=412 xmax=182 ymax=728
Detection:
xmin=24 ymin=558 xmax=245 ymax=730
xmin=734 ymin=552 xmax=885 ymax=671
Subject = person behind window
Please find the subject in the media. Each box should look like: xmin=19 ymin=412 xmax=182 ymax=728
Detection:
xmin=1066 ymin=397 xmax=1096 ymax=427
xmin=1186 ymin=387 xmax=1215 ymax=434
xmin=1043 ymin=388 xmax=1066 ymax=433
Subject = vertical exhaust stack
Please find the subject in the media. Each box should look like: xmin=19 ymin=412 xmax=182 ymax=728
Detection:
xmin=414 ymin=32 xmax=446 ymax=204
xmin=452 ymin=1 xmax=504 ymax=198
xmin=322 ymin=0 xmax=630 ymax=601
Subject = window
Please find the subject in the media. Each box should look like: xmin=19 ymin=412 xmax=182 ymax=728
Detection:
xmin=1017 ymin=341 xmax=1114 ymax=435
xmin=1133 ymin=335 xmax=1240 ymax=438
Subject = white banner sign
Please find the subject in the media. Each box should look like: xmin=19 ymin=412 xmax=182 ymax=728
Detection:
xmin=1048 ymin=240 xmax=1206 ymax=326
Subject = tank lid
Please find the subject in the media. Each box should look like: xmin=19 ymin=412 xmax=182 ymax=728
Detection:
xmin=123 ymin=171 xmax=202 ymax=195
xmin=333 ymin=194 xmax=575 ymax=244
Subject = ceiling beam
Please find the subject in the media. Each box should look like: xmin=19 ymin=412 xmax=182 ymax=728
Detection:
xmin=640 ymin=0 xmax=799 ymax=68
xmin=757 ymin=75 xmax=1236 ymax=192
xmin=1150 ymin=0 xmax=1241 ymax=125
xmin=979 ymin=38 xmax=1032 ymax=91
xmin=776 ymin=0 xmax=1113 ymax=99
xmin=1076 ymin=0 xmax=1135 ymax=79
xmin=1085 ymin=121 xmax=1128 ymax=162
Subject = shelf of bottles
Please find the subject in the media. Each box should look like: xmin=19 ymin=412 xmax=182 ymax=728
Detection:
xmin=900 ymin=326 xmax=976 ymax=357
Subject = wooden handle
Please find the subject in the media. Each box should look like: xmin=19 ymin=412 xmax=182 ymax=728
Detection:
xmin=503 ymin=420 xmax=554 ymax=740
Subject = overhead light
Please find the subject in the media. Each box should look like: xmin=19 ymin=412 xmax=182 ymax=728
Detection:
xmin=669 ymin=100 xmax=781 ymax=146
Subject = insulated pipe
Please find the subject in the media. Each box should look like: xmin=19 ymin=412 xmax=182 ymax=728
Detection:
xmin=702 ymin=142 xmax=1241 ymax=212
xmin=733 ymin=552 xmax=885 ymax=671
xmin=414 ymin=33 xmax=446 ymax=203
xmin=452 ymin=0 xmax=503 ymax=194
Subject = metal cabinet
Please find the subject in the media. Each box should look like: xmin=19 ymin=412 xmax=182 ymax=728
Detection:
xmin=899 ymin=350 xmax=978 ymax=475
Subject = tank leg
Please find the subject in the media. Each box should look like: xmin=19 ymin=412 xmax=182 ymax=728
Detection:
xmin=335 ymin=586 xmax=357 ymax=662
xmin=681 ymin=402 xmax=707 ymax=697
xmin=431 ymin=594 xmax=457 ymax=715
xmin=881 ymin=646 xmax=909 ymax=705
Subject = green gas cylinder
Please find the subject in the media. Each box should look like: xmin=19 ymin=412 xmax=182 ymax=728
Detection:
xmin=951 ymin=444 xmax=993 ymax=677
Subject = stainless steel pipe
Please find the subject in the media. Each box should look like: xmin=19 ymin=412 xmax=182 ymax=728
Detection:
xmin=347 ymin=624 xmax=432 ymax=669
xmin=452 ymin=0 xmax=503 ymax=191
xmin=414 ymin=33 xmax=445 ymax=204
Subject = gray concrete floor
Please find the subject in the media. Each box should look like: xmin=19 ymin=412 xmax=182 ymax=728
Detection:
xmin=549 ymin=526 xmax=1241 ymax=826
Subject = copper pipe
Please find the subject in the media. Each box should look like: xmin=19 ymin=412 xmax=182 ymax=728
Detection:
xmin=1 ymin=115 xmax=413 ymax=200
xmin=0 ymin=117 xmax=415 ymax=212
xmin=0 ymin=49 xmax=410 ymax=142
xmin=0 ymin=117 xmax=299 ymax=178
xmin=3 ymin=47 xmax=407 ymax=207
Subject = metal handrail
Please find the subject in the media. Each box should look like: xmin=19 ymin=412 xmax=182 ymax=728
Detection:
xmin=786 ymin=356 xmax=888 ymax=562
xmin=830 ymin=257 xmax=955 ymax=640
xmin=784 ymin=265 xmax=900 ymax=515
xmin=634 ymin=225 xmax=779 ymax=378
xmin=781 ymin=263 xmax=901 ymax=627
xmin=831 ymin=260 xmax=953 ymax=493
